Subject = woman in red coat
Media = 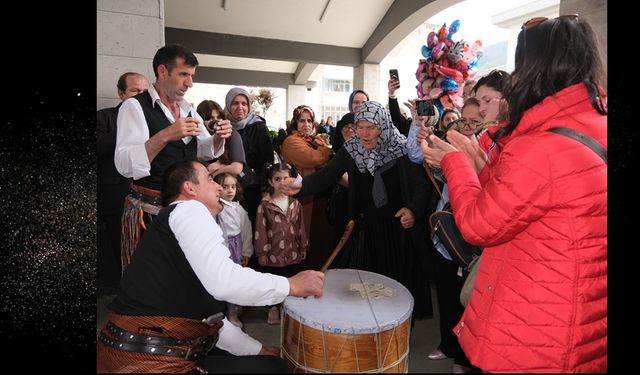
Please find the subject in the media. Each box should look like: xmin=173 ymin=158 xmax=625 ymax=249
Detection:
xmin=421 ymin=15 xmax=607 ymax=372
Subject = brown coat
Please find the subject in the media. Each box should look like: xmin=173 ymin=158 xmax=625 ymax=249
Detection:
xmin=254 ymin=194 xmax=309 ymax=267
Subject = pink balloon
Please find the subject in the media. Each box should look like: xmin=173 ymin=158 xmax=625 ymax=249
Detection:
xmin=431 ymin=42 xmax=446 ymax=61
xmin=427 ymin=31 xmax=438 ymax=48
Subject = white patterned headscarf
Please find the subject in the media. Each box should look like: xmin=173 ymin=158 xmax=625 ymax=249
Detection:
xmin=344 ymin=101 xmax=407 ymax=175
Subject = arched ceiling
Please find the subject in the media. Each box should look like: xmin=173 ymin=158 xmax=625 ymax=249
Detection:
xmin=164 ymin=0 xmax=461 ymax=88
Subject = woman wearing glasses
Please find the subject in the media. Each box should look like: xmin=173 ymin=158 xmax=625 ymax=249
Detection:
xmin=421 ymin=15 xmax=607 ymax=372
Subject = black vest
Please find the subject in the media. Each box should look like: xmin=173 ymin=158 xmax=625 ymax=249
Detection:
xmin=133 ymin=91 xmax=198 ymax=190
xmin=109 ymin=204 xmax=225 ymax=320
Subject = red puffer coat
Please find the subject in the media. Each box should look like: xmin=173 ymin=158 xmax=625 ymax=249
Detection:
xmin=442 ymin=83 xmax=607 ymax=372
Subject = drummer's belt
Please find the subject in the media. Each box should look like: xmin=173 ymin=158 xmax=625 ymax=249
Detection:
xmin=97 ymin=312 xmax=223 ymax=373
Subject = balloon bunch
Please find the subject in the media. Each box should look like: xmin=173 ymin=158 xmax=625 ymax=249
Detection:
xmin=415 ymin=20 xmax=483 ymax=110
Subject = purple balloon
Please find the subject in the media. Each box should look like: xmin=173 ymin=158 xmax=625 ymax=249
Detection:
xmin=427 ymin=31 xmax=438 ymax=48
xmin=431 ymin=42 xmax=446 ymax=61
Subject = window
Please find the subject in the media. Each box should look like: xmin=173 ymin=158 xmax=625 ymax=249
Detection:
xmin=322 ymin=106 xmax=348 ymax=122
xmin=325 ymin=79 xmax=351 ymax=93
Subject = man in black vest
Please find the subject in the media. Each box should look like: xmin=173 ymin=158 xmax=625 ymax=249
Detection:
xmin=97 ymin=159 xmax=324 ymax=373
xmin=114 ymin=44 xmax=232 ymax=271
xmin=97 ymin=72 xmax=149 ymax=296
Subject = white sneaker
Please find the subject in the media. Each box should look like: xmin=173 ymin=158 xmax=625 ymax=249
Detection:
xmin=452 ymin=364 xmax=471 ymax=373
xmin=427 ymin=348 xmax=448 ymax=360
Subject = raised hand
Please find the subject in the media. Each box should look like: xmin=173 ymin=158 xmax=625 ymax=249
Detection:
xmin=165 ymin=117 xmax=201 ymax=141
xmin=446 ymin=130 xmax=488 ymax=174
xmin=420 ymin=135 xmax=458 ymax=168
xmin=213 ymin=119 xmax=233 ymax=140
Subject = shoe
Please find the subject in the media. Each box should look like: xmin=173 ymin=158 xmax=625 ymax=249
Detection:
xmin=227 ymin=312 xmax=243 ymax=328
xmin=427 ymin=348 xmax=448 ymax=360
xmin=452 ymin=364 xmax=471 ymax=373
xmin=267 ymin=306 xmax=281 ymax=325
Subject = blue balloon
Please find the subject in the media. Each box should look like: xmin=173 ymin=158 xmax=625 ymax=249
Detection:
xmin=448 ymin=19 xmax=461 ymax=39
xmin=441 ymin=78 xmax=459 ymax=93
xmin=421 ymin=45 xmax=432 ymax=59
xmin=434 ymin=99 xmax=444 ymax=111
xmin=469 ymin=59 xmax=478 ymax=69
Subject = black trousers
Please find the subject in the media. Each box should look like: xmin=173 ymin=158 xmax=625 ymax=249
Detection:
xmin=195 ymin=347 xmax=289 ymax=373
xmin=432 ymin=249 xmax=470 ymax=367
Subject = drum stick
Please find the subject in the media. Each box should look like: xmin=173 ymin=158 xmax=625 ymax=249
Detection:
xmin=320 ymin=220 xmax=355 ymax=273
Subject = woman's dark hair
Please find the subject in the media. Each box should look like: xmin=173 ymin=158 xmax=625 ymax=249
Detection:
xmin=152 ymin=44 xmax=199 ymax=78
xmin=196 ymin=100 xmax=227 ymax=121
xmin=161 ymin=159 xmax=203 ymax=206
xmin=472 ymin=69 xmax=510 ymax=95
xmin=261 ymin=163 xmax=294 ymax=194
xmin=495 ymin=16 xmax=606 ymax=142
xmin=213 ymin=172 xmax=244 ymax=203
xmin=437 ymin=108 xmax=460 ymax=131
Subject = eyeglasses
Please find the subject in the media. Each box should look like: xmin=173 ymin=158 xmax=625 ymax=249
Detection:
xmin=452 ymin=118 xmax=483 ymax=129
xmin=521 ymin=14 xmax=579 ymax=30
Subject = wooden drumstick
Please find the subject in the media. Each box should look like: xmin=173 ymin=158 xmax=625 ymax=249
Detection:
xmin=320 ymin=220 xmax=355 ymax=273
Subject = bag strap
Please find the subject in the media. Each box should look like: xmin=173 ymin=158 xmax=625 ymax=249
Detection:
xmin=547 ymin=127 xmax=607 ymax=164
xmin=423 ymin=161 xmax=443 ymax=199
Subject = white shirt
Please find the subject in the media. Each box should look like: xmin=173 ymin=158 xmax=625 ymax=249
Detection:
xmin=114 ymin=84 xmax=223 ymax=180
xmin=219 ymin=200 xmax=254 ymax=257
xmin=168 ymin=199 xmax=290 ymax=355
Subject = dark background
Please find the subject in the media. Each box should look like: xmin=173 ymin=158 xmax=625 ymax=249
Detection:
xmin=0 ymin=2 xmax=628 ymax=372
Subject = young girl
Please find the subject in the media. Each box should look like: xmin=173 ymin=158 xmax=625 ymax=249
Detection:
xmin=213 ymin=172 xmax=253 ymax=328
xmin=254 ymin=163 xmax=309 ymax=324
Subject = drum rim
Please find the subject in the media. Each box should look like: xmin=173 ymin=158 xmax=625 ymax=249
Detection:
xmin=282 ymin=269 xmax=414 ymax=334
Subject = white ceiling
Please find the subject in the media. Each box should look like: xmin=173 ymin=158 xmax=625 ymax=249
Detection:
xmin=195 ymin=53 xmax=299 ymax=73
xmin=164 ymin=0 xmax=395 ymax=48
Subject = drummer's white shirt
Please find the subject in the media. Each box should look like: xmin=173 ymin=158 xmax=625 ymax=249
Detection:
xmin=169 ymin=199 xmax=290 ymax=355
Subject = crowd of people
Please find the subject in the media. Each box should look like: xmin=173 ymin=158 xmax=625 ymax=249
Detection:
xmin=97 ymin=14 xmax=607 ymax=373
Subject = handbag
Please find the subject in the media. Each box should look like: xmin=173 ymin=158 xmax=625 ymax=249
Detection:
xmin=460 ymin=255 xmax=481 ymax=306
xmin=424 ymin=162 xmax=482 ymax=271
xmin=460 ymin=127 xmax=607 ymax=307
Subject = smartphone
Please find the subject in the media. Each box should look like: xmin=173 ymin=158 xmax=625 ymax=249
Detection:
xmin=389 ymin=69 xmax=399 ymax=84
xmin=416 ymin=99 xmax=435 ymax=116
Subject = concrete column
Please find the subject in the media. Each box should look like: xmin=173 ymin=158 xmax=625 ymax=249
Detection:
xmin=559 ymin=0 xmax=606 ymax=89
xmin=353 ymin=63 xmax=381 ymax=103
xmin=97 ymin=0 xmax=165 ymax=110
xmin=286 ymin=85 xmax=307 ymax=126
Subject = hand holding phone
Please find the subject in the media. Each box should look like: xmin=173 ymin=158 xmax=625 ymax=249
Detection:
xmin=389 ymin=69 xmax=400 ymax=86
xmin=416 ymin=99 xmax=435 ymax=116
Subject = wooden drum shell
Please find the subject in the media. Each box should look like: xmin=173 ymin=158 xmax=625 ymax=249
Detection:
xmin=281 ymin=269 xmax=413 ymax=373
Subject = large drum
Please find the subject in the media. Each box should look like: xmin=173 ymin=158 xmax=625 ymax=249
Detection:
xmin=281 ymin=269 xmax=413 ymax=373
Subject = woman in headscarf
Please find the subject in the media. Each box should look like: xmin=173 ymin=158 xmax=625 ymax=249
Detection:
xmin=224 ymin=87 xmax=274 ymax=228
xmin=289 ymin=101 xmax=435 ymax=320
xmin=280 ymin=105 xmax=334 ymax=270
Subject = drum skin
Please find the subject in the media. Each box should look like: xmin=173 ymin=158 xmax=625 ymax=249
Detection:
xmin=281 ymin=269 xmax=413 ymax=373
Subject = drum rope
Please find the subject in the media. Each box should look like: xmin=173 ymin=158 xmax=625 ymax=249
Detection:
xmin=281 ymin=346 xmax=409 ymax=374
xmin=321 ymin=323 xmax=328 ymax=371
xmin=327 ymin=330 xmax=351 ymax=372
